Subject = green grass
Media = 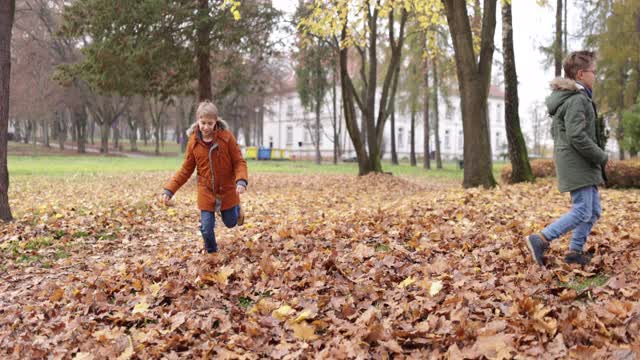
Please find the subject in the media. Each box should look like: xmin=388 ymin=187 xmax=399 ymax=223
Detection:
xmin=238 ymin=296 xmax=253 ymax=309
xmin=9 ymin=155 xmax=183 ymax=176
xmin=134 ymin=143 xmax=182 ymax=154
xmin=24 ymin=237 xmax=54 ymax=250
xmin=559 ymin=273 xmax=609 ymax=293
xmin=9 ymin=153 xmax=506 ymax=181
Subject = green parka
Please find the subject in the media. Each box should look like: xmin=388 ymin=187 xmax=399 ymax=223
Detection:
xmin=545 ymin=78 xmax=608 ymax=193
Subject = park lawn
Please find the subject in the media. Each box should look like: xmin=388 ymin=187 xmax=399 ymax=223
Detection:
xmin=8 ymin=153 xmax=506 ymax=181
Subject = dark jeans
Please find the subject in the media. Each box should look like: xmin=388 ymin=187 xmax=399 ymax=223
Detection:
xmin=200 ymin=205 xmax=240 ymax=253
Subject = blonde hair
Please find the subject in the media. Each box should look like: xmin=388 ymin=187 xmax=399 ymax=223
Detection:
xmin=196 ymin=101 xmax=219 ymax=119
xmin=563 ymin=51 xmax=597 ymax=80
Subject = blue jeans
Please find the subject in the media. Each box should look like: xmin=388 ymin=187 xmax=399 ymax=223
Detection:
xmin=541 ymin=186 xmax=601 ymax=252
xmin=200 ymin=205 xmax=240 ymax=253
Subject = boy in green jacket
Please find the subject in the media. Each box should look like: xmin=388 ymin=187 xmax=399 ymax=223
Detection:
xmin=526 ymin=51 xmax=608 ymax=266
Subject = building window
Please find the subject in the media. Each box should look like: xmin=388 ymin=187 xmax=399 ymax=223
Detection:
xmin=286 ymin=126 xmax=293 ymax=146
xmin=446 ymin=104 xmax=454 ymax=122
xmin=458 ymin=130 xmax=463 ymax=150
xmin=444 ymin=130 xmax=450 ymax=150
xmin=496 ymin=132 xmax=501 ymax=150
xmin=398 ymin=127 xmax=404 ymax=149
xmin=496 ymin=104 xmax=502 ymax=123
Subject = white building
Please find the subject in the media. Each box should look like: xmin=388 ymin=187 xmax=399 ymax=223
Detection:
xmin=262 ymin=77 xmax=509 ymax=161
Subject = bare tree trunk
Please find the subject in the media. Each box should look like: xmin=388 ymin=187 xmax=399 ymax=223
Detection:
xmin=197 ymin=0 xmax=212 ymax=102
xmin=75 ymin=105 xmax=87 ymax=153
xmin=113 ymin=119 xmax=120 ymax=151
xmin=332 ymin=65 xmax=339 ymax=164
xmin=57 ymin=111 xmax=66 ymax=150
xmin=410 ymin=108 xmax=417 ymax=166
xmin=555 ymin=0 xmax=563 ymax=77
xmin=0 ymin=0 xmax=14 ymax=221
xmin=433 ymin=57 xmax=443 ymax=169
xmin=617 ymin=67 xmax=627 ymax=160
xmin=443 ymin=0 xmax=498 ymax=188
xmin=100 ymin=120 xmax=110 ymax=153
xmin=43 ymin=119 xmax=50 ymax=147
xmin=563 ymin=1 xmax=567 ymax=56
xmin=89 ymin=116 xmax=95 ymax=145
xmin=423 ymin=52 xmax=431 ymax=169
xmin=391 ymin=102 xmax=398 ymax=165
xmin=314 ymin=94 xmax=321 ymax=165
xmin=339 ymin=23 xmax=369 ymax=175
xmin=503 ymin=1 xmax=534 ymax=183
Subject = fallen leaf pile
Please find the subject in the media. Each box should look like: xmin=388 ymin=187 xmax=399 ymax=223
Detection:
xmin=1 ymin=173 xmax=639 ymax=358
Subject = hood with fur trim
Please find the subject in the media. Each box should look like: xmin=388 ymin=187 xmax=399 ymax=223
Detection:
xmin=545 ymin=77 xmax=586 ymax=116
xmin=186 ymin=118 xmax=230 ymax=137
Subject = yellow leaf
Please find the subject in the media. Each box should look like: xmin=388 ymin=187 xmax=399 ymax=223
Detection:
xmin=291 ymin=322 xmax=318 ymax=341
xmin=398 ymin=276 xmax=416 ymax=288
xmin=49 ymin=288 xmax=64 ymax=302
xmin=430 ymin=280 xmax=444 ymax=296
xmin=272 ymin=305 xmax=295 ymax=321
xmin=132 ymin=279 xmax=143 ymax=291
xmin=167 ymin=208 xmax=176 ymax=216
xmin=293 ymin=309 xmax=316 ymax=323
xmin=215 ymin=266 xmax=235 ymax=285
xmin=149 ymin=282 xmax=161 ymax=296
xmin=132 ymin=300 xmax=149 ymax=314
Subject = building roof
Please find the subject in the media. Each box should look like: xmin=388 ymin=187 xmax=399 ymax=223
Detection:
xmin=489 ymin=85 xmax=505 ymax=99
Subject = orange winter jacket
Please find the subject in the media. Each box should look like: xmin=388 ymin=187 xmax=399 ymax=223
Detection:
xmin=164 ymin=120 xmax=248 ymax=212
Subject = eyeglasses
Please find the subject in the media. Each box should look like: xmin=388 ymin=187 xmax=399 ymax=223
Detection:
xmin=582 ymin=69 xmax=597 ymax=74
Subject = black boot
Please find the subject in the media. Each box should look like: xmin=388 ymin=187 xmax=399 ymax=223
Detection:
xmin=564 ymin=250 xmax=592 ymax=265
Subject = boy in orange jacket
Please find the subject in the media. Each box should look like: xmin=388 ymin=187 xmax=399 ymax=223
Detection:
xmin=161 ymin=101 xmax=248 ymax=255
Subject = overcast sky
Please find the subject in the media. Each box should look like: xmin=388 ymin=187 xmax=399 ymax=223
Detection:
xmin=270 ymin=1 xmax=587 ymax=133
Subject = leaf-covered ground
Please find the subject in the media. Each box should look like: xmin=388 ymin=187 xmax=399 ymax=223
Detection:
xmin=1 ymin=173 xmax=639 ymax=359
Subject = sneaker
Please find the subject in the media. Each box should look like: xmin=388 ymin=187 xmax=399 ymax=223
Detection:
xmin=564 ymin=250 xmax=592 ymax=266
xmin=525 ymin=234 xmax=549 ymax=266
xmin=237 ymin=207 xmax=244 ymax=226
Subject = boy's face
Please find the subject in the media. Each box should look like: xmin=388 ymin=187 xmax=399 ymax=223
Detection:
xmin=576 ymin=63 xmax=597 ymax=90
xmin=198 ymin=116 xmax=217 ymax=137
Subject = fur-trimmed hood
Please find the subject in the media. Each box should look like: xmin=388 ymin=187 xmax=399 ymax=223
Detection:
xmin=545 ymin=77 xmax=587 ymax=116
xmin=186 ymin=118 xmax=230 ymax=137
xmin=549 ymin=77 xmax=581 ymax=92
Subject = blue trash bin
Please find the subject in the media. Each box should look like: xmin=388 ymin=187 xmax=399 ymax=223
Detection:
xmin=258 ymin=147 xmax=272 ymax=160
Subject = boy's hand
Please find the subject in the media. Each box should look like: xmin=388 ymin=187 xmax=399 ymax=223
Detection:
xmin=160 ymin=193 xmax=172 ymax=206
xmin=236 ymin=184 xmax=246 ymax=195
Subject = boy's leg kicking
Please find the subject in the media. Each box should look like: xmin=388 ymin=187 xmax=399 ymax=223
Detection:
xmin=221 ymin=205 xmax=240 ymax=228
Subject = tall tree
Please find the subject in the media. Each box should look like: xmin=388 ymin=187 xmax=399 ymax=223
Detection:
xmin=301 ymin=1 xmax=410 ymax=175
xmin=442 ymin=0 xmax=498 ymax=188
xmin=59 ymin=0 xmax=280 ymax=128
xmin=390 ymin=102 xmax=398 ymax=165
xmin=295 ymin=2 xmax=331 ymax=165
xmin=502 ymin=0 xmax=533 ymax=183
xmin=433 ymin=56 xmax=443 ymax=169
xmin=622 ymin=95 xmax=640 ymax=157
xmin=581 ymin=0 xmax=640 ymax=160
xmin=555 ymin=0 xmax=563 ymax=77
xmin=0 ymin=0 xmax=15 ymax=221
xmin=423 ymin=52 xmax=431 ymax=169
